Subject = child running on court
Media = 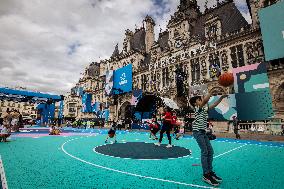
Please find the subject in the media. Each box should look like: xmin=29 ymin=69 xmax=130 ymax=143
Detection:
xmin=105 ymin=122 xmax=117 ymax=143
xmin=155 ymin=106 xmax=173 ymax=148
xmin=189 ymin=92 xmax=228 ymax=186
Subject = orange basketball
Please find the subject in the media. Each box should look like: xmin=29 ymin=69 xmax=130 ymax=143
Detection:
xmin=218 ymin=72 xmax=234 ymax=87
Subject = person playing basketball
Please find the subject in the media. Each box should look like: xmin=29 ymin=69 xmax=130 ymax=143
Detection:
xmin=155 ymin=106 xmax=173 ymax=148
xmin=190 ymin=92 xmax=228 ymax=186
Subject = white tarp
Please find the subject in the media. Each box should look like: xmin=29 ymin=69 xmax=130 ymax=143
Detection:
xmin=161 ymin=97 xmax=179 ymax=110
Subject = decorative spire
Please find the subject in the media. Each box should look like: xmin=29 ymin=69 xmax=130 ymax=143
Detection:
xmin=144 ymin=15 xmax=155 ymax=25
xmin=205 ymin=0 xmax=208 ymax=12
xmin=111 ymin=43 xmax=119 ymax=58
xmin=216 ymin=0 xmax=220 ymax=6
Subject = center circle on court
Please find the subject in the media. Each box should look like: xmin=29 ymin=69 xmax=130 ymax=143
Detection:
xmin=94 ymin=142 xmax=191 ymax=159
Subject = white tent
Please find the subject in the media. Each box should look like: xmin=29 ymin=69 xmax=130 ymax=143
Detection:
xmin=160 ymin=97 xmax=179 ymax=110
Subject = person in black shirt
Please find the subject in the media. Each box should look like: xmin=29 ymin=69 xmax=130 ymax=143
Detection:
xmin=232 ymin=116 xmax=241 ymax=139
xmin=105 ymin=122 xmax=117 ymax=143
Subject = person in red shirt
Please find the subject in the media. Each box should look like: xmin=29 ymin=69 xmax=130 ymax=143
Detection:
xmin=155 ymin=106 xmax=173 ymax=148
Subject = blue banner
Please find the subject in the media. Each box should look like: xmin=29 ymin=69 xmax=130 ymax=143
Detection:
xmin=77 ymin=87 xmax=84 ymax=96
xmin=113 ymin=64 xmax=132 ymax=94
xmin=92 ymin=102 xmax=100 ymax=113
xmin=58 ymin=100 xmax=64 ymax=119
xmin=37 ymin=103 xmax=55 ymax=124
xmin=97 ymin=109 xmax=110 ymax=121
xmin=81 ymin=93 xmax=92 ymax=113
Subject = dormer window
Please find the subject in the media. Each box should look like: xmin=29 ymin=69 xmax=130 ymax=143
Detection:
xmin=174 ymin=29 xmax=179 ymax=37
xmin=207 ymin=24 xmax=218 ymax=38
xmin=205 ymin=15 xmax=222 ymax=40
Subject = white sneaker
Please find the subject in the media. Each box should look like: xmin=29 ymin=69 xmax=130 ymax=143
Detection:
xmin=154 ymin=142 xmax=161 ymax=146
xmin=166 ymin=144 xmax=172 ymax=148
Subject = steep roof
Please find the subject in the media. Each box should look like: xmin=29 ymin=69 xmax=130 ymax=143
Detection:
xmin=130 ymin=28 xmax=146 ymax=52
xmin=111 ymin=44 xmax=119 ymax=58
xmin=192 ymin=1 xmax=249 ymax=40
xmin=157 ymin=31 xmax=170 ymax=51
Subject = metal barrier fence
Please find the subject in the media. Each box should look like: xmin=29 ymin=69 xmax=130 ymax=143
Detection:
xmin=237 ymin=123 xmax=284 ymax=135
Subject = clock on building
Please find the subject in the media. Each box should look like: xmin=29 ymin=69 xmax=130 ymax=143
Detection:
xmin=175 ymin=40 xmax=183 ymax=48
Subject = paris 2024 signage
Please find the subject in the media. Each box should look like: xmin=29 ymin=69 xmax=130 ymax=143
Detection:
xmin=113 ymin=64 xmax=133 ymax=94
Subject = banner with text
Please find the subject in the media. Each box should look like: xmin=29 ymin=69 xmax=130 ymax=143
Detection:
xmin=113 ymin=64 xmax=132 ymax=94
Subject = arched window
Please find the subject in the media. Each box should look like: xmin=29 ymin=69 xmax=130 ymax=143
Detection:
xmin=210 ymin=87 xmax=225 ymax=96
xmin=230 ymin=44 xmax=244 ymax=68
xmin=191 ymin=58 xmax=200 ymax=83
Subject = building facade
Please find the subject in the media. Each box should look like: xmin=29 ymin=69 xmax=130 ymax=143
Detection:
xmin=0 ymin=100 xmax=37 ymax=119
xmin=69 ymin=0 xmax=284 ymax=121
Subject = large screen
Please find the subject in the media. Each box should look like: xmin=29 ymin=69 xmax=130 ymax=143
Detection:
xmin=113 ymin=64 xmax=132 ymax=94
xmin=259 ymin=1 xmax=284 ymax=61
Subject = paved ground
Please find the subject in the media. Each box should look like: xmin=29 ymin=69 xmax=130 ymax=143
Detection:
xmin=1 ymin=130 xmax=284 ymax=189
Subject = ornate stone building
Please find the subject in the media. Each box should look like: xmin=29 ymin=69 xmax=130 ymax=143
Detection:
xmin=0 ymin=100 xmax=37 ymax=119
xmin=70 ymin=0 xmax=284 ymax=121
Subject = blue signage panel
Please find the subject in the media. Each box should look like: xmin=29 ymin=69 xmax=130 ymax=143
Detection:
xmin=81 ymin=93 xmax=92 ymax=113
xmin=259 ymin=1 xmax=284 ymax=61
xmin=113 ymin=64 xmax=132 ymax=94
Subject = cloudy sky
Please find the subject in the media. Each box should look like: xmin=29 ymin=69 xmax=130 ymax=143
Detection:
xmin=0 ymin=0 xmax=252 ymax=95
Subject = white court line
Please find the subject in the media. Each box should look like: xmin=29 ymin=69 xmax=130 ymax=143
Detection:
xmin=192 ymin=144 xmax=247 ymax=160
xmin=213 ymin=144 xmax=247 ymax=159
xmin=61 ymin=138 xmax=218 ymax=189
xmin=0 ymin=155 xmax=8 ymax=189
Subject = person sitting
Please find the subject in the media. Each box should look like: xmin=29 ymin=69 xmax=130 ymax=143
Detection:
xmin=148 ymin=117 xmax=160 ymax=140
xmin=175 ymin=125 xmax=185 ymax=140
xmin=49 ymin=125 xmax=61 ymax=135
xmin=0 ymin=125 xmax=11 ymax=142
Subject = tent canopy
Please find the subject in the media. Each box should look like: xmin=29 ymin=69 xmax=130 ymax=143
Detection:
xmin=135 ymin=95 xmax=179 ymax=112
xmin=161 ymin=97 xmax=179 ymax=110
xmin=0 ymin=87 xmax=63 ymax=103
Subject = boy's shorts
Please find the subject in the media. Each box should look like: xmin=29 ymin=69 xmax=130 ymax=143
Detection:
xmin=108 ymin=129 xmax=115 ymax=135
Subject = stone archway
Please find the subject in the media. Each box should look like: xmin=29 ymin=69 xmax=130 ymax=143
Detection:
xmin=118 ymin=101 xmax=132 ymax=121
xmin=209 ymin=87 xmax=225 ymax=96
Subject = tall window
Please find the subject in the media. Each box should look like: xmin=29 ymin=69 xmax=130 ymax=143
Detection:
xmin=151 ymin=73 xmax=156 ymax=90
xmin=141 ymin=75 xmax=147 ymax=91
xmin=162 ymin=68 xmax=169 ymax=87
xmin=207 ymin=24 xmax=218 ymax=39
xmin=230 ymin=44 xmax=244 ymax=68
xmin=191 ymin=58 xmax=200 ymax=83
xmin=165 ymin=67 xmax=170 ymax=86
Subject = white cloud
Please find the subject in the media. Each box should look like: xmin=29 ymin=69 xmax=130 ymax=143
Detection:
xmin=0 ymin=0 xmax=251 ymax=95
